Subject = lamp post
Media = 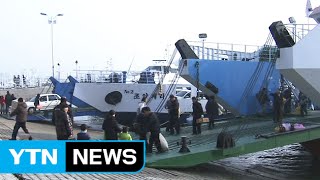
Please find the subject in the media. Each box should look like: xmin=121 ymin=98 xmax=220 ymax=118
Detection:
xmin=288 ymin=17 xmax=296 ymax=42
xmin=40 ymin=12 xmax=63 ymax=78
xmin=199 ymin=33 xmax=207 ymax=59
xmin=75 ymin=60 xmax=78 ymax=80
xmin=57 ymin=63 xmax=61 ymax=81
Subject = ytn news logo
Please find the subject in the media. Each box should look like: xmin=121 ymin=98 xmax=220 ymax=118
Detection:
xmin=0 ymin=141 xmax=145 ymax=173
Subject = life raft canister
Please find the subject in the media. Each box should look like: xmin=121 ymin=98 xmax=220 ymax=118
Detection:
xmin=105 ymin=91 xmax=122 ymax=105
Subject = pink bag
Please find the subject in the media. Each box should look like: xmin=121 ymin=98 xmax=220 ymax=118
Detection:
xmin=36 ymin=105 xmax=43 ymax=109
xmin=294 ymin=123 xmax=305 ymax=130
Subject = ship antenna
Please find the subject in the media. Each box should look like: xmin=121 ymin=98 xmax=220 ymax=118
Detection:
xmin=127 ymin=56 xmax=135 ymax=74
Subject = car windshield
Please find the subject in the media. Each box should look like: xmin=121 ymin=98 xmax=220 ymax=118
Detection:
xmin=28 ymin=97 xmax=36 ymax=102
xmin=176 ymin=91 xmax=188 ymax=97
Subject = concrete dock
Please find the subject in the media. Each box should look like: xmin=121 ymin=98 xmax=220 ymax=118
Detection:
xmin=0 ymin=116 xmax=249 ymax=180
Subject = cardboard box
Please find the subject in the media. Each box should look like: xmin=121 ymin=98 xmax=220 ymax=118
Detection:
xmin=196 ymin=117 xmax=209 ymax=124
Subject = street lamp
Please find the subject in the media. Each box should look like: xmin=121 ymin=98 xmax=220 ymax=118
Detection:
xmin=288 ymin=17 xmax=297 ymax=42
xmin=75 ymin=60 xmax=78 ymax=80
xmin=57 ymin=63 xmax=61 ymax=81
xmin=40 ymin=12 xmax=63 ymax=78
xmin=198 ymin=33 xmax=207 ymax=59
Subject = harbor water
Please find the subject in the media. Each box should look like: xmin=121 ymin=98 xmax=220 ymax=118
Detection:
xmin=213 ymin=143 xmax=319 ymax=180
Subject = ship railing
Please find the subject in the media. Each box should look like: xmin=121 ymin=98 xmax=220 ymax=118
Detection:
xmin=73 ymin=69 xmax=166 ymax=84
xmin=284 ymin=23 xmax=317 ymax=43
xmin=74 ymin=71 xmax=125 ymax=83
xmin=188 ymin=42 xmax=267 ymax=62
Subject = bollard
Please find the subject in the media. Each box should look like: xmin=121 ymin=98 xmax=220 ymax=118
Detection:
xmin=177 ymin=136 xmax=191 ymax=153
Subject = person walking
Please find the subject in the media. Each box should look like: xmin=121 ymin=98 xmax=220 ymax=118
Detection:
xmin=164 ymin=96 xmax=172 ymax=132
xmin=192 ymin=97 xmax=204 ymax=135
xmin=0 ymin=96 xmax=5 ymax=114
xmin=102 ymin=110 xmax=121 ymax=140
xmin=205 ymin=95 xmax=219 ymax=130
xmin=271 ymin=90 xmax=284 ymax=124
xmin=10 ymin=98 xmax=32 ymax=140
xmin=54 ymin=104 xmax=73 ymax=140
xmin=283 ymin=88 xmax=292 ymax=114
xmin=34 ymin=94 xmax=40 ymax=111
xmin=141 ymin=106 xmax=163 ymax=153
xmin=133 ymin=111 xmax=147 ymax=141
xmin=5 ymin=91 xmax=12 ymax=114
xmin=299 ymin=93 xmax=308 ymax=117
xmin=168 ymin=95 xmax=180 ymax=135
xmin=52 ymin=97 xmax=73 ymax=125
xmin=256 ymin=88 xmax=270 ymax=114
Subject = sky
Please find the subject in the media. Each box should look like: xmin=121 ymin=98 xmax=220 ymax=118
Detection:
xmin=0 ymin=0 xmax=318 ymax=80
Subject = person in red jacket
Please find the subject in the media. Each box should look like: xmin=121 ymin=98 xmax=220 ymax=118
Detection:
xmin=0 ymin=96 xmax=5 ymax=114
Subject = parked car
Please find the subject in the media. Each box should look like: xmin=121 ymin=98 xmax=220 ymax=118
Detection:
xmin=12 ymin=94 xmax=62 ymax=114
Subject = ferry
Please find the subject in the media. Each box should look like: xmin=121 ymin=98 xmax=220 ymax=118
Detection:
xmin=50 ymin=59 xmax=211 ymax=126
xmin=48 ymin=36 xmax=282 ymax=126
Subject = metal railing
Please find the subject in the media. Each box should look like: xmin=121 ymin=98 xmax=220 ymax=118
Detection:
xmin=188 ymin=41 xmax=272 ymax=62
xmin=284 ymin=23 xmax=317 ymax=42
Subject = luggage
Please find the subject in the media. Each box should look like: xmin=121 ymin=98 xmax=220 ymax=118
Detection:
xmin=159 ymin=133 xmax=169 ymax=152
xmin=196 ymin=117 xmax=209 ymax=124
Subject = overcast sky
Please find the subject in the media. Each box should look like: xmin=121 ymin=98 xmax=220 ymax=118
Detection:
xmin=0 ymin=0 xmax=318 ymax=80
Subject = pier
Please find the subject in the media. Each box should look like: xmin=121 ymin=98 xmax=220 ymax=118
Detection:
xmin=0 ymin=116 xmax=210 ymax=180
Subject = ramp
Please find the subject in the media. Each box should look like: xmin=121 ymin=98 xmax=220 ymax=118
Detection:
xmin=146 ymin=112 xmax=320 ymax=168
xmin=175 ymin=39 xmax=280 ymax=116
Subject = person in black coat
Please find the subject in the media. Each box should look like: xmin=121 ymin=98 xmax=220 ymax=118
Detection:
xmin=192 ymin=97 xmax=204 ymax=135
xmin=54 ymin=104 xmax=73 ymax=140
xmin=34 ymin=94 xmax=40 ymax=111
xmin=168 ymin=95 xmax=180 ymax=135
xmin=52 ymin=97 xmax=73 ymax=125
xmin=134 ymin=113 xmax=147 ymax=140
xmin=205 ymin=95 xmax=219 ymax=129
xmin=77 ymin=124 xmax=91 ymax=140
xmin=283 ymin=88 xmax=292 ymax=114
xmin=102 ymin=110 xmax=121 ymax=140
xmin=141 ymin=106 xmax=163 ymax=153
xmin=299 ymin=92 xmax=308 ymax=117
xmin=256 ymin=88 xmax=270 ymax=114
xmin=5 ymin=91 xmax=12 ymax=114
xmin=270 ymin=90 xmax=284 ymax=124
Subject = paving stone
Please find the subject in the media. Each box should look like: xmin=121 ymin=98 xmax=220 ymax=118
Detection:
xmin=0 ymin=174 xmax=17 ymax=180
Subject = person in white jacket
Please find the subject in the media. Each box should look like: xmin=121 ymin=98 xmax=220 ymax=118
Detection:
xmin=137 ymin=97 xmax=147 ymax=114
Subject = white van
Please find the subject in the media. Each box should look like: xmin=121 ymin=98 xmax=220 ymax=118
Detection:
xmin=175 ymin=89 xmax=207 ymax=114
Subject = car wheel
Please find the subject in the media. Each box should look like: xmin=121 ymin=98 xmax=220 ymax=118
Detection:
xmin=28 ymin=107 xmax=35 ymax=114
